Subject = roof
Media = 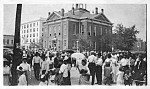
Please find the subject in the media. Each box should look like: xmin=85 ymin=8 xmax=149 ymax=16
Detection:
xmin=3 ymin=35 xmax=14 ymax=37
xmin=46 ymin=8 xmax=112 ymax=24
xmin=21 ymin=17 xmax=46 ymax=25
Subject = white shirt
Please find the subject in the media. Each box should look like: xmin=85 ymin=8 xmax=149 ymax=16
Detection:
xmin=19 ymin=63 xmax=31 ymax=71
xmin=105 ymin=58 xmax=111 ymax=63
xmin=41 ymin=61 xmax=49 ymax=71
xmin=59 ymin=64 xmax=68 ymax=77
xmin=88 ymin=55 xmax=97 ymax=63
xmin=32 ymin=56 xmax=42 ymax=66
xmin=96 ymin=58 xmax=103 ymax=66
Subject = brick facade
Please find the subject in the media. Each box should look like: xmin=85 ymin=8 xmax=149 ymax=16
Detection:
xmin=43 ymin=4 xmax=113 ymax=52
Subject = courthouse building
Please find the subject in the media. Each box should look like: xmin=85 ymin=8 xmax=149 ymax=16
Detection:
xmin=20 ymin=18 xmax=46 ymax=49
xmin=43 ymin=4 xmax=113 ymax=52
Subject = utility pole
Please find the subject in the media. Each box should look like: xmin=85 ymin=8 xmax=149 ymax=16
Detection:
xmin=11 ymin=4 xmax=22 ymax=86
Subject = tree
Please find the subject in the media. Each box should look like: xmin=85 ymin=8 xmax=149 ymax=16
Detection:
xmin=112 ymin=24 xmax=139 ymax=51
xmin=76 ymin=34 xmax=94 ymax=51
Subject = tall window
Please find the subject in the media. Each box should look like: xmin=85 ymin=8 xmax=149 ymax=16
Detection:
xmin=58 ymin=25 xmax=61 ymax=35
xmin=27 ymin=24 xmax=29 ymax=28
xmin=94 ymin=26 xmax=96 ymax=36
xmin=30 ymin=29 xmax=32 ymax=32
xmin=89 ymin=40 xmax=92 ymax=47
xmin=24 ymin=25 xmax=26 ymax=29
xmin=88 ymin=25 xmax=92 ymax=36
xmin=58 ymin=40 xmax=61 ymax=46
xmin=33 ymin=33 xmax=35 ymax=37
xmin=7 ymin=39 xmax=9 ymax=44
xmin=24 ymin=30 xmax=26 ymax=33
xmin=37 ymin=22 xmax=38 ymax=26
xmin=100 ymin=26 xmax=102 ymax=35
xmin=33 ymin=23 xmax=35 ymax=27
xmin=73 ymin=40 xmax=76 ymax=47
xmin=94 ymin=42 xmax=96 ymax=50
xmin=64 ymin=24 xmax=67 ymax=35
xmin=33 ymin=28 xmax=35 ymax=32
xmin=3 ymin=39 xmax=5 ymax=45
xmin=11 ymin=40 xmax=13 ymax=44
xmin=49 ymin=26 xmax=51 ymax=36
xmin=105 ymin=28 xmax=107 ymax=34
xmin=30 ymin=34 xmax=32 ymax=37
xmin=30 ymin=24 xmax=32 ymax=27
xmin=81 ymin=25 xmax=84 ymax=35
xmin=49 ymin=41 xmax=51 ymax=46
xmin=64 ymin=40 xmax=66 ymax=46
xmin=33 ymin=39 xmax=35 ymax=42
xmin=54 ymin=26 xmax=56 ymax=36
xmin=73 ymin=24 xmax=76 ymax=34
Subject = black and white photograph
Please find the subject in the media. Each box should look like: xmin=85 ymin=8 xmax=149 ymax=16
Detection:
xmin=2 ymin=0 xmax=149 ymax=87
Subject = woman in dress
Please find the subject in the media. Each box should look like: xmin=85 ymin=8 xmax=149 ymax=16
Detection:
xmin=40 ymin=56 xmax=49 ymax=75
xmin=111 ymin=53 xmax=118 ymax=83
xmin=78 ymin=59 xmax=90 ymax=85
xmin=3 ymin=59 xmax=11 ymax=86
xmin=116 ymin=67 xmax=124 ymax=85
xmin=103 ymin=54 xmax=112 ymax=85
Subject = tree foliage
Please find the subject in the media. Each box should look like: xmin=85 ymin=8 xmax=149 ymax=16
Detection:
xmin=112 ymin=24 xmax=139 ymax=51
xmin=76 ymin=34 xmax=94 ymax=51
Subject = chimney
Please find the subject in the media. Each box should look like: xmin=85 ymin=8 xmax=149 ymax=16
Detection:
xmin=61 ymin=8 xmax=64 ymax=16
xmin=101 ymin=9 xmax=104 ymax=14
xmin=85 ymin=4 xmax=87 ymax=9
xmin=48 ymin=12 xmax=51 ymax=16
xmin=95 ymin=7 xmax=98 ymax=14
xmin=76 ymin=4 xmax=78 ymax=9
xmin=72 ymin=7 xmax=75 ymax=15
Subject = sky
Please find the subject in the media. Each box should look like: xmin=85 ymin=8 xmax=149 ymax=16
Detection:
xmin=3 ymin=4 xmax=146 ymax=41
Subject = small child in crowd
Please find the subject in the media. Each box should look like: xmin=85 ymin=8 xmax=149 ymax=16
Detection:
xmin=39 ymin=70 xmax=48 ymax=86
xmin=18 ymin=66 xmax=27 ymax=86
xmin=116 ymin=67 xmax=124 ymax=85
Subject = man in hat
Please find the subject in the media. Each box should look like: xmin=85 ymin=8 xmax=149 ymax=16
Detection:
xmin=88 ymin=51 xmax=97 ymax=85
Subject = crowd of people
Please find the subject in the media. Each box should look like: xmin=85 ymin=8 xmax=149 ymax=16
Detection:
xmin=3 ymin=49 xmax=147 ymax=86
